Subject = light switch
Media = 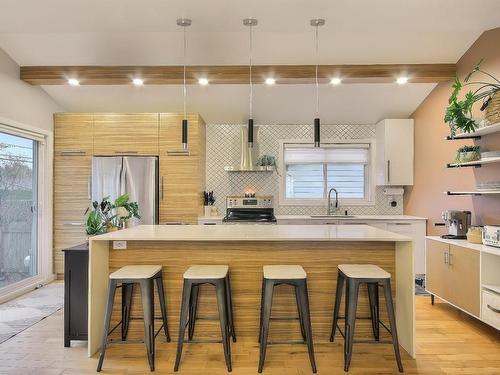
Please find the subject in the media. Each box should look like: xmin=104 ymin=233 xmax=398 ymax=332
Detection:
xmin=113 ymin=241 xmax=127 ymax=250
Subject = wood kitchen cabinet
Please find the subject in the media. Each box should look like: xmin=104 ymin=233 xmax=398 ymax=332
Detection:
xmin=53 ymin=114 xmax=93 ymax=277
xmin=376 ymin=119 xmax=414 ymax=185
xmin=159 ymin=113 xmax=206 ymax=224
xmin=426 ymin=238 xmax=480 ymax=317
xmin=93 ymin=113 xmax=159 ymax=155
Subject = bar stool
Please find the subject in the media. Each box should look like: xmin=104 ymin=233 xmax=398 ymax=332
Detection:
xmin=97 ymin=265 xmax=170 ymax=372
xmin=174 ymin=265 xmax=235 ymax=372
xmin=258 ymin=265 xmax=316 ymax=373
xmin=330 ymin=264 xmax=403 ymax=372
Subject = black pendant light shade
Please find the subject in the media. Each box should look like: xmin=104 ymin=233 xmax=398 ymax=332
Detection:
xmin=314 ymin=118 xmax=320 ymax=148
xmin=248 ymin=118 xmax=254 ymax=148
xmin=182 ymin=119 xmax=188 ymax=149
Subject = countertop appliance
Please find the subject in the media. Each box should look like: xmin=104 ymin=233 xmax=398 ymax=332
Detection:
xmin=483 ymin=225 xmax=500 ymax=248
xmin=92 ymin=156 xmax=158 ymax=225
xmin=441 ymin=210 xmax=471 ymax=239
xmin=223 ymin=196 xmax=276 ymax=224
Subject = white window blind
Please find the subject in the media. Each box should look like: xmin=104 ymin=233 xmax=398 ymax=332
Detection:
xmin=284 ymin=144 xmax=370 ymax=201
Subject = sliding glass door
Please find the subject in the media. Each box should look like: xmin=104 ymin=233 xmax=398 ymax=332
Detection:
xmin=0 ymin=132 xmax=38 ymax=290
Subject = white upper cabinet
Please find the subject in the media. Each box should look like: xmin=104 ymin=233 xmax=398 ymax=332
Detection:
xmin=376 ymin=119 xmax=414 ymax=186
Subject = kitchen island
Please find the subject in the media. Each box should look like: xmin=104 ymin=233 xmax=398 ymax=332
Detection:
xmin=88 ymin=224 xmax=415 ymax=358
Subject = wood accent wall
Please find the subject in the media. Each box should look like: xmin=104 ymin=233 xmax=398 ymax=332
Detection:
xmin=107 ymin=240 xmax=396 ymax=343
xmin=53 ymin=113 xmax=206 ymax=277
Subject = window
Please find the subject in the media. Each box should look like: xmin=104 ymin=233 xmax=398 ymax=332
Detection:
xmin=281 ymin=142 xmax=374 ymax=205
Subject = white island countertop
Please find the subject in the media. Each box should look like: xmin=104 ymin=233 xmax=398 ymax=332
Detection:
xmin=91 ymin=224 xmax=412 ymax=242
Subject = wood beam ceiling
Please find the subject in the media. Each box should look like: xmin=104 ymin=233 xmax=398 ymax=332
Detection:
xmin=20 ymin=64 xmax=456 ymax=85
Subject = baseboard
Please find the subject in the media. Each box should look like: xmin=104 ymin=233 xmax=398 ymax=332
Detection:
xmin=0 ymin=274 xmax=56 ymax=304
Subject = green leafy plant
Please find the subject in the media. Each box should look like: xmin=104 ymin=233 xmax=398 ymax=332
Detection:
xmin=445 ymin=59 xmax=500 ymax=137
xmin=85 ymin=210 xmax=106 ymax=236
xmin=84 ymin=194 xmax=140 ymax=235
xmin=457 ymin=145 xmax=480 ymax=153
xmin=455 ymin=145 xmax=481 ymax=163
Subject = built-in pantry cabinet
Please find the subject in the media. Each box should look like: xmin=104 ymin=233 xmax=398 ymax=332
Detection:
xmin=376 ymin=119 xmax=414 ymax=186
xmin=53 ymin=113 xmax=205 ymax=276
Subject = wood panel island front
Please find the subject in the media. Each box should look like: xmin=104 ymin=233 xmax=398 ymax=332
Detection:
xmin=88 ymin=224 xmax=415 ymax=360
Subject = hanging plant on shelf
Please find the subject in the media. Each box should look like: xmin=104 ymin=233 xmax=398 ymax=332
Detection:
xmin=444 ymin=59 xmax=500 ymax=137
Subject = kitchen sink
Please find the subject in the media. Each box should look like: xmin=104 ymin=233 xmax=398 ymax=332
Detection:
xmin=310 ymin=215 xmax=357 ymax=218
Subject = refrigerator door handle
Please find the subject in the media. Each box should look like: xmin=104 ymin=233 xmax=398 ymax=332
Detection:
xmin=160 ymin=176 xmax=164 ymax=200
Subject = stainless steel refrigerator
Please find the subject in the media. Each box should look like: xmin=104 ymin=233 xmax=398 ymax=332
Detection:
xmin=91 ymin=156 xmax=158 ymax=225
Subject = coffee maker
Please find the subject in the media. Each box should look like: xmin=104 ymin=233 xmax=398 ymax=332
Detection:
xmin=441 ymin=210 xmax=472 ymax=239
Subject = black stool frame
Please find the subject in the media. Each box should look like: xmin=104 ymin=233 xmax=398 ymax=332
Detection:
xmin=330 ymin=270 xmax=404 ymax=372
xmin=258 ymin=277 xmax=317 ymax=374
xmin=97 ymin=270 xmax=171 ymax=372
xmin=174 ymin=273 xmax=235 ymax=372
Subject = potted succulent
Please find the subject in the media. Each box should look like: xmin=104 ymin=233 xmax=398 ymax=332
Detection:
xmin=455 ymin=145 xmax=481 ymax=163
xmin=445 ymin=59 xmax=500 ymax=137
xmin=256 ymin=155 xmax=277 ymax=171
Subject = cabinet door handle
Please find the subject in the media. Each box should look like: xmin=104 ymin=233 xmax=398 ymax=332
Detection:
xmin=444 ymin=251 xmax=448 ymax=264
xmin=63 ymin=222 xmax=84 ymax=226
xmin=61 ymin=150 xmax=86 ymax=156
xmin=114 ymin=151 xmax=138 ymax=154
xmin=387 ymin=160 xmax=391 ymax=184
xmin=487 ymin=304 xmax=500 ymax=314
xmin=448 ymin=253 xmax=453 ymax=266
xmin=393 ymin=222 xmax=411 ymax=226
xmin=160 ymin=176 xmax=164 ymax=200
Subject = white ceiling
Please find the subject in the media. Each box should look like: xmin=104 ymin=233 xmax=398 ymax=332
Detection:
xmin=42 ymin=83 xmax=436 ymax=124
xmin=1 ymin=0 xmax=498 ymax=123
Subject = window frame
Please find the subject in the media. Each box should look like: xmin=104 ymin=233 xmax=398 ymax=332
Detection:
xmin=278 ymin=138 xmax=376 ymax=206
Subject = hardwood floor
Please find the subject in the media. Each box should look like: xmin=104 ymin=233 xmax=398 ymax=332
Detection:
xmin=0 ymin=296 xmax=499 ymax=374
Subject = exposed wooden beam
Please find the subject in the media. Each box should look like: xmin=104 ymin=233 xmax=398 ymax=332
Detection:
xmin=20 ymin=64 xmax=456 ymax=85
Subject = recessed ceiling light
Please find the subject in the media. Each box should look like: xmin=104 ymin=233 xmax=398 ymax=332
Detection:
xmin=265 ymin=77 xmax=276 ymax=85
xmin=396 ymin=76 xmax=409 ymax=85
xmin=68 ymin=78 xmax=79 ymax=86
xmin=132 ymin=78 xmax=144 ymax=86
xmin=330 ymin=77 xmax=342 ymax=85
xmin=198 ymin=78 xmax=209 ymax=86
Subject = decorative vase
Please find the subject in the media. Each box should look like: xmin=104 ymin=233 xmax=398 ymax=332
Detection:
xmin=204 ymin=206 xmax=212 ymax=217
xmin=485 ymin=91 xmax=500 ymax=125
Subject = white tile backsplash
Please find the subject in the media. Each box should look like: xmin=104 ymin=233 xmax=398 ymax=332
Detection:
xmin=205 ymin=123 xmax=403 ymax=216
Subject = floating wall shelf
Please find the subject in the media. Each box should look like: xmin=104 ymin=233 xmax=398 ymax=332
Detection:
xmin=446 ymin=122 xmax=500 ymax=140
xmin=447 ymin=156 xmax=500 ymax=168
xmin=224 ymin=166 xmax=275 ymax=172
xmin=446 ymin=190 xmax=500 ymax=196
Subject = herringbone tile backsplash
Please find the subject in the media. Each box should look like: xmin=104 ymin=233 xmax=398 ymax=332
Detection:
xmin=205 ymin=123 xmax=403 ymax=216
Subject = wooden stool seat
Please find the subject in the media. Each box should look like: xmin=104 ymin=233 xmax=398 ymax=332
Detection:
xmin=338 ymin=264 xmax=390 ymax=279
xmin=183 ymin=264 xmax=229 ymax=279
xmin=109 ymin=265 xmax=162 ymax=279
xmin=263 ymin=265 xmax=307 ymax=279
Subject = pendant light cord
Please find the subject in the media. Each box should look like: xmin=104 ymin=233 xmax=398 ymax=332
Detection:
xmin=249 ymin=23 xmax=253 ymax=119
xmin=315 ymin=24 xmax=319 ymax=118
xmin=183 ymin=25 xmax=187 ymax=120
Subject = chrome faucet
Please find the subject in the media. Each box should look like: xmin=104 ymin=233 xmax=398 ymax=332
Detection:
xmin=327 ymin=187 xmax=339 ymax=215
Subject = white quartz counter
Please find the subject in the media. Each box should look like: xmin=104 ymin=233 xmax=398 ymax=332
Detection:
xmin=427 ymin=236 xmax=500 ymax=257
xmin=198 ymin=214 xmax=427 ymax=222
xmin=91 ymin=224 xmax=412 ymax=242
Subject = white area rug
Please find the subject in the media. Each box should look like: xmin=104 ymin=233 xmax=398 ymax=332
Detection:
xmin=0 ymin=282 xmax=63 ymax=343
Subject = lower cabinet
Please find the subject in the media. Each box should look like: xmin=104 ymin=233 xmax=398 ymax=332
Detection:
xmin=426 ymin=239 xmax=480 ymax=317
xmin=63 ymin=244 xmax=89 ymax=346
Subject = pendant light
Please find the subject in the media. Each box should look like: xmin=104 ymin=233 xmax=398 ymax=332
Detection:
xmin=243 ymin=18 xmax=258 ymax=148
xmin=311 ymin=18 xmax=325 ymax=147
xmin=177 ymin=18 xmax=192 ymax=150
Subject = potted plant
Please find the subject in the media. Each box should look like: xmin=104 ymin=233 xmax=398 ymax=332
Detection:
xmin=444 ymin=59 xmax=500 ymax=137
xmin=455 ymin=145 xmax=481 ymax=163
xmin=256 ymin=155 xmax=277 ymax=171
xmin=84 ymin=194 xmax=140 ymax=235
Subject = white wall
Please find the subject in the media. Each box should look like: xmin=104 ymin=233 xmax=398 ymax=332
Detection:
xmin=0 ymin=47 xmax=62 ymax=131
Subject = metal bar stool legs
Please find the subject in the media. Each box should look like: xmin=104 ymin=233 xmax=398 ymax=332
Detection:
xmin=174 ymin=265 xmax=233 ymax=372
xmin=258 ymin=265 xmax=317 ymax=374
xmin=97 ymin=266 xmax=170 ymax=373
xmin=329 ymin=265 xmax=404 ymax=373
